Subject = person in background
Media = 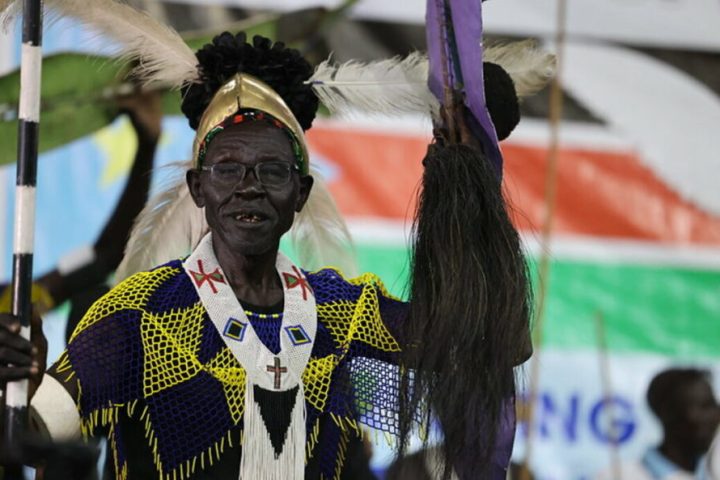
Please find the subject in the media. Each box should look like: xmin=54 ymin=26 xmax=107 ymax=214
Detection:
xmin=0 ymin=90 xmax=162 ymax=334
xmin=0 ymin=90 xmax=161 ymax=480
xmin=596 ymin=368 xmax=720 ymax=480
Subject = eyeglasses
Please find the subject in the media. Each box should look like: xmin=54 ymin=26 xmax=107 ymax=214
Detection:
xmin=199 ymin=161 xmax=298 ymax=187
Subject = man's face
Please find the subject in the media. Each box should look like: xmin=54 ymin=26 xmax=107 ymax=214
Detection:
xmin=666 ymin=378 xmax=720 ymax=454
xmin=187 ymin=121 xmax=313 ymax=257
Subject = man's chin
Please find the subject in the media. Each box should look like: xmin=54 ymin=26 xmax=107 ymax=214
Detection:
xmin=210 ymin=225 xmax=284 ymax=258
xmin=235 ymin=243 xmax=276 ymax=257
xmin=225 ymin=235 xmax=278 ymax=257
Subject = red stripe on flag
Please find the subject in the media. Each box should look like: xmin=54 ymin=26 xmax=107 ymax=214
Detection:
xmin=307 ymin=126 xmax=720 ymax=246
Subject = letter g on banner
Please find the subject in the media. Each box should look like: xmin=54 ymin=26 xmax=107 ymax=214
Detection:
xmin=590 ymin=396 xmax=636 ymax=444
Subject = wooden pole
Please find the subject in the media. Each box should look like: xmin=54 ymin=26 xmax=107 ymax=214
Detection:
xmin=519 ymin=0 xmax=568 ymax=478
xmin=595 ymin=311 xmax=623 ymax=480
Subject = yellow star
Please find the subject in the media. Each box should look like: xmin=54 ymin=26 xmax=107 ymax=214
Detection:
xmin=94 ymin=118 xmax=136 ymax=188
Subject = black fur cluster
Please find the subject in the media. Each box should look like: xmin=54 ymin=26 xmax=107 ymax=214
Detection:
xmin=484 ymin=62 xmax=520 ymax=141
xmin=181 ymin=32 xmax=319 ymax=131
xmin=401 ymin=143 xmax=532 ymax=479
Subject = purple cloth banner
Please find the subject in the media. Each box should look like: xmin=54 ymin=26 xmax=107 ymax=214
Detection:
xmin=425 ymin=6 xmax=513 ymax=477
xmin=426 ymin=0 xmax=503 ymax=174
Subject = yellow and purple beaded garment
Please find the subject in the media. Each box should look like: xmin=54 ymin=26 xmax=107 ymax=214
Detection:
xmin=55 ymin=259 xmax=406 ymax=480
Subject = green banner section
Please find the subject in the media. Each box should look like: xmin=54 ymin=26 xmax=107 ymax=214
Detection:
xmin=327 ymin=242 xmax=720 ymax=359
xmin=541 ymin=260 xmax=720 ymax=358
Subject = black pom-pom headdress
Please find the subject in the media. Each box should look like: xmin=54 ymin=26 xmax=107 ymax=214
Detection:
xmin=181 ymin=32 xmax=318 ymax=132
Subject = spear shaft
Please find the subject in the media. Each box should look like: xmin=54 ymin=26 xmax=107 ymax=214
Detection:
xmin=3 ymin=0 xmax=44 ymax=466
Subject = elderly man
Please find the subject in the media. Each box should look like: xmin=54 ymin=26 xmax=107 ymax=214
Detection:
xmin=0 ymin=27 xmax=535 ymax=480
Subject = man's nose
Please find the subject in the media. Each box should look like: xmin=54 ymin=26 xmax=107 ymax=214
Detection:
xmin=234 ymin=167 xmax=264 ymax=196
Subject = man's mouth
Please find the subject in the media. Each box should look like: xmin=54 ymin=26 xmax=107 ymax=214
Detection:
xmin=231 ymin=211 xmax=268 ymax=224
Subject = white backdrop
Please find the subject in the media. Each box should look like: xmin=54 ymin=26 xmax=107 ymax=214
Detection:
xmin=167 ymin=0 xmax=720 ymax=51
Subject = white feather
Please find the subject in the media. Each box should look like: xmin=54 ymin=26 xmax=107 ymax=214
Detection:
xmin=0 ymin=0 xmax=21 ymax=30
xmin=309 ymin=42 xmax=555 ymax=118
xmin=53 ymin=0 xmax=198 ymax=88
xmin=114 ymin=164 xmax=207 ymax=284
xmin=291 ymin=166 xmax=356 ymax=276
xmin=19 ymin=0 xmax=199 ymax=89
xmin=308 ymin=52 xmax=439 ymax=116
xmin=484 ymin=40 xmax=556 ymax=98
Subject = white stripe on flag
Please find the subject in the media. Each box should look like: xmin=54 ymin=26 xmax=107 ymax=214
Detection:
xmin=523 ymin=234 xmax=720 ymax=270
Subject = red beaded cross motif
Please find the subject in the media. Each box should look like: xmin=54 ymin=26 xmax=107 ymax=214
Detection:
xmin=189 ymin=259 xmax=226 ymax=294
xmin=281 ymin=266 xmax=312 ymax=301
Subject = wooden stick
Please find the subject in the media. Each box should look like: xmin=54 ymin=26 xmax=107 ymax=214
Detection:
xmin=519 ymin=0 xmax=568 ymax=479
xmin=595 ymin=311 xmax=623 ymax=480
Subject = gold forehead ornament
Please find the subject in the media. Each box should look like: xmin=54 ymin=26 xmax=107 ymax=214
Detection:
xmin=192 ymin=73 xmax=309 ymax=172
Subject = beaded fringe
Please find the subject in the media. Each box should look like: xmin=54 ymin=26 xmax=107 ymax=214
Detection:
xmin=239 ymin=381 xmax=306 ymax=480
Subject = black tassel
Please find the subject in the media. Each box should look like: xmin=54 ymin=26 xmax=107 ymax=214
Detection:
xmin=399 ymin=143 xmax=531 ymax=479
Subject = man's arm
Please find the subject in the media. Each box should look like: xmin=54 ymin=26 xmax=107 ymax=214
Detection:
xmin=22 ymin=91 xmax=162 ymax=316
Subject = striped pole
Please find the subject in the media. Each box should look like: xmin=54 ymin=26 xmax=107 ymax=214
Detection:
xmin=3 ymin=0 xmax=43 ymax=458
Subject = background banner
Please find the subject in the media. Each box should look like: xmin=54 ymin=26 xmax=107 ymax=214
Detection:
xmin=1 ymin=7 xmax=719 ymax=479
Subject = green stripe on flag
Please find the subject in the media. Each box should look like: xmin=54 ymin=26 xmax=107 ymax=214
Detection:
xmin=541 ymin=260 xmax=720 ymax=358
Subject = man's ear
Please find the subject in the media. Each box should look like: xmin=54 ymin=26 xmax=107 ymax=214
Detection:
xmin=186 ymin=169 xmax=205 ymax=208
xmin=296 ymin=175 xmax=314 ymax=212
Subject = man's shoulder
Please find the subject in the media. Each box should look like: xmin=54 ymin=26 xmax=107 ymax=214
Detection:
xmin=305 ymin=267 xmax=400 ymax=301
xmin=100 ymin=259 xmax=191 ymax=309
xmin=119 ymin=259 xmax=186 ymax=286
